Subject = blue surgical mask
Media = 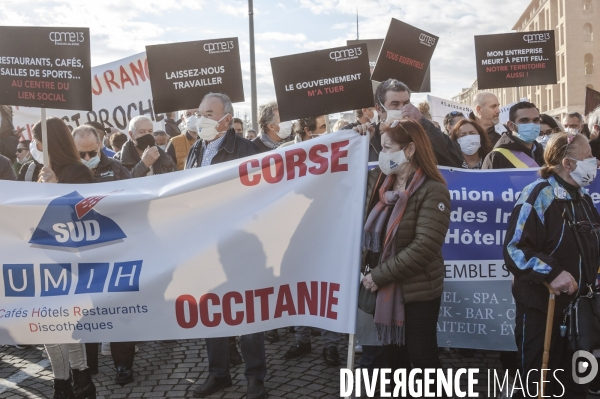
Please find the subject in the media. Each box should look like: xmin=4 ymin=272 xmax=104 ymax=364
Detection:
xmin=514 ymin=123 xmax=540 ymax=144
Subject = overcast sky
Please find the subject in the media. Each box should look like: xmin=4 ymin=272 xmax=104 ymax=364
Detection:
xmin=0 ymin=0 xmax=528 ymax=118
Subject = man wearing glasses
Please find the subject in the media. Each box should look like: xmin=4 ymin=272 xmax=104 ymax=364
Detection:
xmin=72 ymin=125 xmax=131 ymax=183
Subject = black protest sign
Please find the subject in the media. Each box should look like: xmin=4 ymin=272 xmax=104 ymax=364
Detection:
xmin=474 ymin=31 xmax=557 ymax=90
xmin=585 ymin=86 xmax=600 ymax=116
xmin=371 ymin=19 xmax=438 ymax=92
xmin=145 ymin=38 xmax=244 ymax=114
xmin=271 ymin=44 xmax=373 ymax=121
xmin=0 ymin=26 xmax=92 ymax=110
xmin=347 ymin=39 xmax=383 ymax=94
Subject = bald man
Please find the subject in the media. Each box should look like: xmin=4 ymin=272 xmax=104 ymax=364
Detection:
xmin=471 ymin=92 xmax=502 ymax=146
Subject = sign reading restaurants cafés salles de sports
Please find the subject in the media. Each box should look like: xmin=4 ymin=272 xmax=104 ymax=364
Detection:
xmin=371 ymin=19 xmax=438 ymax=92
xmin=0 ymin=26 xmax=92 ymax=111
xmin=474 ymin=30 xmax=557 ymax=90
xmin=271 ymin=44 xmax=373 ymax=121
xmin=145 ymin=38 xmax=244 ymax=114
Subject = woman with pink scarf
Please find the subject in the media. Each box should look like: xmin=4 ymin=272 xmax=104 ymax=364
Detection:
xmin=356 ymin=118 xmax=451 ymax=396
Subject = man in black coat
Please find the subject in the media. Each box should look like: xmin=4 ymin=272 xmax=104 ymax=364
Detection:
xmin=164 ymin=112 xmax=182 ymax=138
xmin=345 ymin=79 xmax=464 ymax=167
xmin=0 ymin=154 xmax=16 ymax=180
xmin=185 ymin=93 xmax=265 ymax=399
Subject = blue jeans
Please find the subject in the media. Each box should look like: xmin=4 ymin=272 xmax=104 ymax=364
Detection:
xmin=295 ymin=326 xmax=340 ymax=348
xmin=206 ymin=333 xmax=266 ymax=381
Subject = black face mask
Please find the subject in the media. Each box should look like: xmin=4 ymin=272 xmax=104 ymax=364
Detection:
xmin=135 ymin=134 xmax=155 ymax=150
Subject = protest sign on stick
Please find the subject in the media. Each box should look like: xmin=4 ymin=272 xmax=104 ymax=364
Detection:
xmin=271 ymin=44 xmax=373 ymax=121
xmin=585 ymin=86 xmax=600 ymax=116
xmin=371 ymin=19 xmax=438 ymax=92
xmin=474 ymin=31 xmax=557 ymax=90
xmin=146 ymin=38 xmax=244 ymax=114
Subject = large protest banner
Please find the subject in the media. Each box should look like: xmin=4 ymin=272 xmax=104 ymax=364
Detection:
xmin=437 ymin=167 xmax=600 ymax=350
xmin=0 ymin=26 xmax=92 ymax=111
xmin=371 ymin=19 xmax=438 ymax=92
xmin=475 ymin=30 xmax=557 ymax=90
xmin=0 ymin=131 xmax=367 ymax=345
xmin=12 ymin=52 xmax=165 ymax=141
xmin=271 ymin=44 xmax=373 ymax=121
xmin=146 ymin=38 xmax=244 ymax=114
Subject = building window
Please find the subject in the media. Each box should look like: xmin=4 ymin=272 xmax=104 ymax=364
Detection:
xmin=584 ymin=23 xmax=593 ymax=42
xmin=585 ymin=53 xmax=594 ymax=75
xmin=583 ymin=0 xmax=592 ymax=11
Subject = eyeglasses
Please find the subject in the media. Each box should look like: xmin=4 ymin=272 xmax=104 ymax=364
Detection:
xmin=79 ymin=151 xmax=98 ymax=159
xmin=540 ymin=128 xmax=558 ymax=137
xmin=16 ymin=148 xmax=28 ymax=153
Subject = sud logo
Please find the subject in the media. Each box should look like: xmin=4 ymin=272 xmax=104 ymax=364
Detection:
xmin=29 ymin=191 xmax=126 ymax=249
xmin=2 ymin=191 xmax=142 ymax=297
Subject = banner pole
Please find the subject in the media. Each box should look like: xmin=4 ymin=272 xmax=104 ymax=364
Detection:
xmin=325 ymin=114 xmax=331 ymax=133
xmin=346 ymin=333 xmax=356 ymax=370
xmin=248 ymin=0 xmax=258 ymax=131
xmin=41 ymin=108 xmax=49 ymax=166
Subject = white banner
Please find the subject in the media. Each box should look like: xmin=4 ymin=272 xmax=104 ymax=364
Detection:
xmin=12 ymin=52 xmax=165 ymax=141
xmin=427 ymin=94 xmax=512 ymax=134
xmin=0 ymin=131 xmax=367 ymax=344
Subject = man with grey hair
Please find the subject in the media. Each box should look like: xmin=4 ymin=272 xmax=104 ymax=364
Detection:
xmin=185 ymin=93 xmax=258 ymax=168
xmin=563 ymin=111 xmax=584 ymax=133
xmin=252 ymin=101 xmax=292 ymax=153
xmin=114 ymin=115 xmax=176 ymax=177
xmin=355 ymin=78 xmax=463 ymax=166
xmin=186 ymin=93 xmax=264 ymax=399
xmin=470 ymin=91 xmax=502 ymax=146
xmin=588 ymin=106 xmax=600 ymax=141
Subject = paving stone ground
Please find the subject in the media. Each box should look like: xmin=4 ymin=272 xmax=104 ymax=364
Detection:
xmin=0 ymin=330 xmax=597 ymax=398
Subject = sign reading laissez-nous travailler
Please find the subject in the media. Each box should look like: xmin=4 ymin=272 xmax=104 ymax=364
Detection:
xmin=271 ymin=44 xmax=373 ymax=121
xmin=371 ymin=18 xmax=438 ymax=92
xmin=145 ymin=38 xmax=244 ymax=114
xmin=474 ymin=30 xmax=557 ymax=90
xmin=0 ymin=26 xmax=92 ymax=110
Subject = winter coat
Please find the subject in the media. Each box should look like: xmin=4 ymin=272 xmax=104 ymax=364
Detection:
xmin=17 ymin=160 xmax=42 ymax=181
xmin=114 ymin=140 xmax=176 ymax=178
xmin=0 ymin=154 xmax=16 ymax=180
xmin=92 ymin=152 xmax=132 ymax=182
xmin=185 ymin=128 xmax=259 ymax=168
xmin=362 ymin=168 xmax=451 ymax=304
xmin=164 ymin=118 xmax=182 ymax=138
xmin=504 ymin=174 xmax=600 ymax=314
xmin=482 ymin=131 xmax=544 ymax=169
xmin=166 ymin=132 xmax=197 ymax=170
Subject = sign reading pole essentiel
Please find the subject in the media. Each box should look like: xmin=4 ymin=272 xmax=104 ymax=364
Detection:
xmin=271 ymin=44 xmax=373 ymax=121
xmin=145 ymin=38 xmax=244 ymax=114
xmin=371 ymin=19 xmax=438 ymax=92
xmin=0 ymin=26 xmax=92 ymax=110
xmin=474 ymin=30 xmax=557 ymax=90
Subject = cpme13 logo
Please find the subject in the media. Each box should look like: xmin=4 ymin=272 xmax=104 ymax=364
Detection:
xmin=2 ymin=191 xmax=142 ymax=297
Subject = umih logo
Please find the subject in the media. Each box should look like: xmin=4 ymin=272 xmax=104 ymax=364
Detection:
xmin=29 ymin=191 xmax=126 ymax=249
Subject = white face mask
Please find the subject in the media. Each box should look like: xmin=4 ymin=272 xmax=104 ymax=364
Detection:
xmin=186 ymin=115 xmax=198 ymax=133
xmin=457 ymin=135 xmax=481 ymax=156
xmin=380 ymin=102 xmax=403 ymax=122
xmin=276 ymin=121 xmax=293 ymax=139
xmin=30 ymin=141 xmax=44 ymax=164
xmin=367 ymin=109 xmax=378 ymax=125
xmin=158 ymin=145 xmax=167 ymax=151
xmin=197 ymin=114 xmax=228 ymax=141
xmin=569 ymin=157 xmax=598 ymax=187
xmin=378 ymin=148 xmax=409 ymax=175
xmin=536 ymin=135 xmax=550 ymax=149
xmin=82 ymin=155 xmax=100 ymax=170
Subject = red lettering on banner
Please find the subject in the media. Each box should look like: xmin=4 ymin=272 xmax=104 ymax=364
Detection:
xmin=326 ymin=283 xmax=340 ymax=320
xmin=129 ymin=59 xmax=147 ymax=85
xmin=262 ymin=154 xmax=284 ymax=184
xmin=223 ymin=291 xmax=244 ymax=326
xmin=297 ymin=281 xmax=318 ymax=315
xmin=239 ymin=141 xmax=352 ymax=186
xmin=73 ymin=307 xmax=81 ymax=316
xmin=174 ymin=281 xmax=342 ymax=329
xmin=119 ymin=65 xmax=134 ymax=88
xmin=285 ymin=148 xmax=307 ymax=180
xmin=175 ymin=295 xmax=198 ymax=328
xmin=91 ymin=75 xmax=102 ymax=95
xmin=199 ymin=293 xmax=221 ymax=327
xmin=331 ymin=140 xmax=349 ymax=173
xmin=103 ymin=70 xmax=120 ymax=92
xmin=274 ymin=284 xmax=297 ymax=318
xmin=254 ymin=287 xmax=274 ymax=321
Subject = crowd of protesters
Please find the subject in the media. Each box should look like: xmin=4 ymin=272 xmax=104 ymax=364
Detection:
xmin=1 ymin=77 xmax=600 ymax=399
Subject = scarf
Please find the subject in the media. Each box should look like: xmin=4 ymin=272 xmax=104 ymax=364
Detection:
xmin=363 ymin=168 xmax=426 ymax=345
